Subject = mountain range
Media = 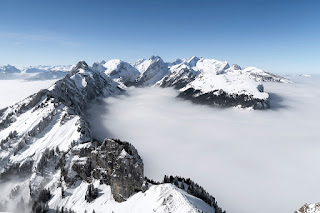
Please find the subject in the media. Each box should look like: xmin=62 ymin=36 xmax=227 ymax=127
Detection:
xmin=0 ymin=56 xmax=290 ymax=213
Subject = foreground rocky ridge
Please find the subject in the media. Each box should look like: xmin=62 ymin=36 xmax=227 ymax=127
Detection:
xmin=0 ymin=61 xmax=224 ymax=213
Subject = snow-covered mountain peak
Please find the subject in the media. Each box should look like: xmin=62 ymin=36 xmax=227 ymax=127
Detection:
xmin=150 ymin=55 xmax=162 ymax=61
xmin=91 ymin=59 xmax=140 ymax=87
xmin=195 ymin=58 xmax=230 ymax=75
xmin=186 ymin=56 xmax=201 ymax=67
xmin=170 ymin=56 xmax=201 ymax=68
xmin=135 ymin=56 xmax=165 ymax=73
xmin=134 ymin=56 xmax=169 ymax=86
xmin=73 ymin=61 xmax=89 ymax=71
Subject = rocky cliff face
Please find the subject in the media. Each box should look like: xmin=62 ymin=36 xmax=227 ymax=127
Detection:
xmin=70 ymin=139 xmax=144 ymax=202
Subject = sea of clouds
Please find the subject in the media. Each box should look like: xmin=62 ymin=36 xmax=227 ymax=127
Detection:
xmin=0 ymin=79 xmax=57 ymax=109
xmin=87 ymin=75 xmax=320 ymax=213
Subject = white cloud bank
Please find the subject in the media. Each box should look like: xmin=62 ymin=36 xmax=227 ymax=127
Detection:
xmin=0 ymin=79 xmax=57 ymax=109
xmin=87 ymin=76 xmax=320 ymax=213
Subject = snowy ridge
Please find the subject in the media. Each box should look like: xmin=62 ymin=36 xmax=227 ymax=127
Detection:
xmin=48 ymin=181 xmax=214 ymax=213
xmin=295 ymin=203 xmax=320 ymax=213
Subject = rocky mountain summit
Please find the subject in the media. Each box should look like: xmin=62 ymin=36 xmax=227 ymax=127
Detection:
xmin=0 ymin=60 xmax=226 ymax=213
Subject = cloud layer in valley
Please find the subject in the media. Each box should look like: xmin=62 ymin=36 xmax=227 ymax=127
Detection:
xmin=87 ymin=76 xmax=320 ymax=213
xmin=0 ymin=79 xmax=57 ymax=109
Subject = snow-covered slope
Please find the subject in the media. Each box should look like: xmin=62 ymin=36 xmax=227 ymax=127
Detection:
xmin=0 ymin=60 xmax=223 ymax=213
xmin=295 ymin=203 xmax=320 ymax=213
xmin=48 ymin=182 xmax=214 ymax=213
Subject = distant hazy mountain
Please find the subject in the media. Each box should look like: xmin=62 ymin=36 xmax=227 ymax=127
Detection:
xmin=22 ymin=65 xmax=74 ymax=73
xmin=0 ymin=64 xmax=74 ymax=80
xmin=0 ymin=64 xmax=21 ymax=74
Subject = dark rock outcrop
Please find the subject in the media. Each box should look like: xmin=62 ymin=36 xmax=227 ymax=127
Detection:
xmin=71 ymin=139 xmax=144 ymax=202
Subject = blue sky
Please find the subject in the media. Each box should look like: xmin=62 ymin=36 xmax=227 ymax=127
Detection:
xmin=0 ymin=0 xmax=319 ymax=74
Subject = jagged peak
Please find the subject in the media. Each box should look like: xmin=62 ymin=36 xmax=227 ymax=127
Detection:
xmin=150 ymin=55 xmax=162 ymax=61
xmin=74 ymin=60 xmax=89 ymax=70
xmin=187 ymin=56 xmax=200 ymax=66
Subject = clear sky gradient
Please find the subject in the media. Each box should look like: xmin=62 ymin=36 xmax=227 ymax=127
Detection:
xmin=0 ymin=0 xmax=319 ymax=74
